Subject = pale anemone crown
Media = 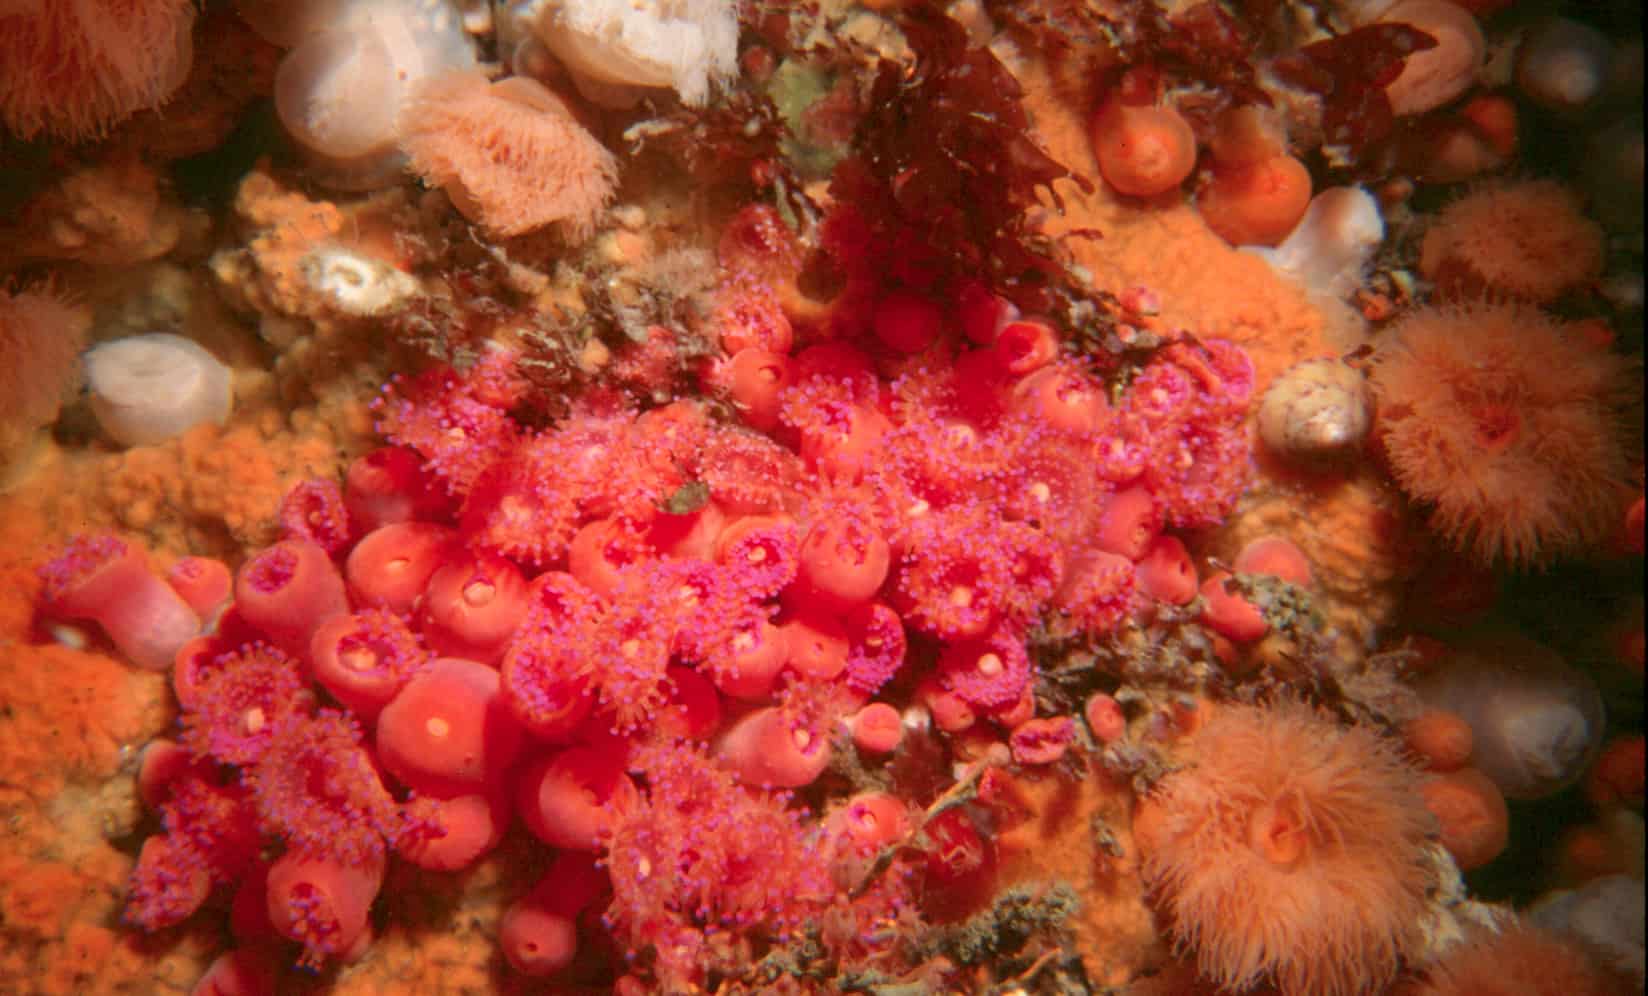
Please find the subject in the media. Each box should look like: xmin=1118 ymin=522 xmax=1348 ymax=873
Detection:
xmin=263 ymin=0 xmax=477 ymax=189
xmin=1417 ymin=632 xmax=1606 ymax=801
xmin=84 ymin=333 xmax=234 ymax=448
xmin=507 ymin=0 xmax=738 ymax=106
xmin=1248 ymin=186 xmax=1384 ymax=300
xmin=1377 ymin=0 xmax=1487 ymax=116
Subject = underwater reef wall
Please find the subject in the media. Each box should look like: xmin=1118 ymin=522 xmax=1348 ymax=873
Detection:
xmin=0 ymin=1 xmax=1642 ymax=994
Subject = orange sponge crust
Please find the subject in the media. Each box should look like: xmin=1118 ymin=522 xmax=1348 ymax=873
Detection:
xmin=993 ymin=765 xmax=1158 ymax=988
xmin=1212 ymin=468 xmax=1423 ymax=652
xmin=0 ymin=839 xmax=210 ymax=996
xmin=96 ymin=421 xmax=346 ymax=554
xmin=0 ymin=505 xmax=200 ymax=993
xmin=1019 ymin=58 xmax=1346 ymax=397
xmin=0 ymin=509 xmax=166 ymax=800
xmin=0 ymin=160 xmax=187 ymax=267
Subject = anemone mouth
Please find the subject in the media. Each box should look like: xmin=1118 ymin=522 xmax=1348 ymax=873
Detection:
xmin=1471 ymin=402 xmax=1522 ymax=453
xmin=245 ymin=545 xmax=300 ymax=594
xmin=1248 ymin=795 xmax=1310 ymax=868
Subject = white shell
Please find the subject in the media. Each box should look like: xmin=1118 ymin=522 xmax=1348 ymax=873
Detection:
xmin=301 ymin=246 xmax=420 ymax=316
xmin=271 ymin=0 xmax=476 ymax=189
xmin=1257 ymin=357 xmax=1372 ymax=465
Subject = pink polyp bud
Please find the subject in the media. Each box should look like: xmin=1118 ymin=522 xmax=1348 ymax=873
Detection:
xmin=844 ymin=601 xmax=908 ymax=695
xmin=1234 ymin=535 xmax=1313 ymax=587
xmin=234 ymin=540 xmax=348 ymax=655
xmin=992 ymin=686 xmax=1037 ymax=728
xmin=916 ymin=676 xmax=977 ymax=733
xmin=189 ymin=948 xmax=276 ymax=996
xmin=127 ymin=833 xmax=212 ymax=930
xmin=345 ymin=521 xmax=457 ymax=615
xmin=955 ymin=278 xmax=1017 ymax=346
xmin=654 ymin=664 xmax=722 ymax=740
xmin=1135 ymin=535 xmax=1198 ymax=604
xmin=716 ymin=705 xmax=832 ymax=788
xmin=418 ymin=551 xmax=528 ymax=664
xmin=38 ymin=534 xmax=201 ymax=672
xmin=1199 ymin=570 xmax=1268 ymax=643
xmin=714 ymin=515 xmax=800 ymax=598
xmin=166 ymin=556 xmax=232 ymax=620
xmin=499 ymin=853 xmax=605 ymax=976
xmin=172 ymin=629 xmax=245 ymax=711
xmin=398 ymin=789 xmax=510 ymax=871
xmin=797 ymin=402 xmax=890 ymax=482
xmin=376 ymin=657 xmax=523 ymax=798
xmin=648 ymin=498 xmax=726 ymax=561
xmin=566 ymin=516 xmax=647 ymax=597
xmin=137 ymin=738 xmax=195 ymax=810
xmin=518 ymin=746 xmax=639 ymax=850
xmin=710 ymin=617 xmax=787 ymax=701
xmin=500 ymin=899 xmax=577 ymax=977
xmin=1084 ymin=692 xmax=1126 ymax=743
xmin=712 ymin=346 xmax=791 ymax=432
xmin=500 ymin=632 xmax=597 ymax=743
xmin=264 ymin=850 xmax=383 ymax=964
xmin=715 ymin=286 xmax=794 ymax=355
xmin=937 ymin=632 xmax=1032 ymax=709
xmin=781 ymin=609 xmax=851 ymax=682
xmin=180 ymin=642 xmax=306 ymax=765
xmin=796 ymin=512 xmax=890 ymax=611
xmin=829 ymin=791 xmax=912 ymax=853
xmin=988 ymin=689 xmax=1028 ymax=735
xmin=993 ymin=319 xmax=1059 ymax=376
xmin=850 ymin=702 xmax=904 ymax=755
xmin=1094 ymin=486 xmax=1161 ymax=561
xmin=1012 ymin=364 xmax=1108 ymax=435
xmin=309 ymin=610 xmax=428 ymax=720
xmin=343 ymin=445 xmax=451 ymax=534
xmin=279 ymin=479 xmax=351 ymax=555
xmin=1010 ymin=716 xmax=1076 ymax=765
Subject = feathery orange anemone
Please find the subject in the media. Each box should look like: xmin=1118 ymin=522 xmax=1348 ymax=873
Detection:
xmin=1370 ymin=300 xmax=1636 ymax=567
xmin=399 ymin=70 xmax=618 ymax=239
xmin=1133 ymin=700 xmax=1432 ymax=996
xmin=0 ymin=0 xmax=196 ymax=141
xmin=1420 ymin=179 xmax=1604 ymax=303
xmin=0 ymin=285 xmax=88 ymax=469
